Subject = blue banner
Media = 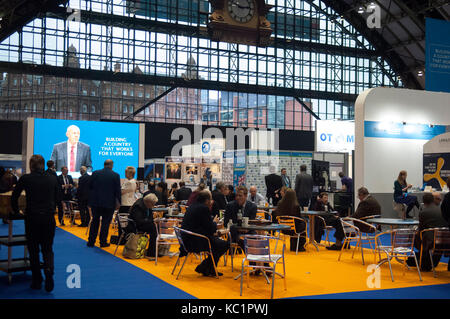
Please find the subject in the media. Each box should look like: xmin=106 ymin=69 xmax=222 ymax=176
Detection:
xmin=364 ymin=121 xmax=446 ymax=140
xmin=426 ymin=18 xmax=450 ymax=93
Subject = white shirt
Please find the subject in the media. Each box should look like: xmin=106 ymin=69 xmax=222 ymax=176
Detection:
xmin=121 ymin=178 xmax=137 ymax=206
xmin=248 ymin=192 xmax=265 ymax=204
xmin=67 ymin=142 xmax=78 ymax=172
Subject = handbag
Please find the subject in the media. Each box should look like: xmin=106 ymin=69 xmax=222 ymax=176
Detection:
xmin=122 ymin=232 xmax=149 ymax=259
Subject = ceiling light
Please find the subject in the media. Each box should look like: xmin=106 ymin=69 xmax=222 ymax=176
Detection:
xmin=368 ymin=2 xmax=377 ymax=9
xmin=358 ymin=6 xmax=365 ymax=13
xmin=418 ymin=71 xmax=423 ymax=77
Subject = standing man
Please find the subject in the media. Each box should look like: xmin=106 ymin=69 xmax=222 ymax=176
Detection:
xmin=264 ymin=165 xmax=283 ymax=206
xmin=295 ymin=164 xmax=313 ymax=209
xmin=338 ymin=172 xmax=353 ymax=193
xmin=45 ymin=160 xmax=57 ymax=177
xmin=87 ymin=159 xmax=121 ymax=248
xmin=57 ymin=166 xmax=74 ymax=226
xmin=175 ymin=181 xmax=192 ymax=201
xmin=281 ymin=168 xmax=291 ymax=188
xmin=77 ymin=166 xmax=91 ymax=227
xmin=11 ymin=155 xmax=60 ymax=292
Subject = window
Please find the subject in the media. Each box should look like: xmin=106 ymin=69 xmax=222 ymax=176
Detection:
xmin=123 ymin=104 xmax=128 ymax=113
xmin=123 ymin=90 xmax=127 ymax=96
xmin=82 ymin=104 xmax=88 ymax=113
xmin=129 ymin=105 xmax=134 ymax=113
xmin=91 ymin=105 xmax=96 ymax=113
xmin=138 ymin=91 xmax=143 ymax=97
xmin=165 ymin=109 xmax=170 ymax=118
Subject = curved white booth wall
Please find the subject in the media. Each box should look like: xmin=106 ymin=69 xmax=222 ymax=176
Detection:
xmin=355 ymin=87 xmax=450 ymax=216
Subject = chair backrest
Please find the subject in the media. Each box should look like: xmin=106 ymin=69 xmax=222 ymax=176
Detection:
xmin=392 ymin=228 xmax=415 ymax=250
xmin=256 ymin=210 xmax=266 ymax=220
xmin=277 ymin=216 xmax=295 ymax=231
xmin=243 ymin=235 xmax=271 ymax=257
xmin=180 ymin=205 xmax=187 ymax=214
xmin=158 ymin=218 xmax=179 ymax=236
xmin=434 ymin=228 xmax=450 ymax=252
xmin=174 ymin=227 xmax=211 ymax=253
xmin=340 ymin=218 xmax=358 ymax=237
xmin=62 ymin=201 xmax=71 ymax=213
xmin=116 ymin=213 xmax=130 ymax=231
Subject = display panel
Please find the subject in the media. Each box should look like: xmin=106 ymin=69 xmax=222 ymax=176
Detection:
xmin=33 ymin=119 xmax=140 ymax=178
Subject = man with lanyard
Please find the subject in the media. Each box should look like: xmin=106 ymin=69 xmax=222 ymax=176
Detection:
xmin=56 ymin=166 xmax=74 ymax=226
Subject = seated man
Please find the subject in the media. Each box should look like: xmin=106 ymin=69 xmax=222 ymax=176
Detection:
xmin=247 ymin=186 xmax=265 ymax=204
xmin=126 ymin=193 xmax=159 ymax=260
xmin=352 ymin=187 xmax=381 ymax=233
xmin=175 ymin=181 xmax=192 ymax=202
xmin=180 ymin=190 xmax=229 ymax=277
xmin=211 ymin=181 xmax=229 ymax=217
xmin=407 ymin=192 xmax=448 ymax=271
xmin=313 ymin=192 xmax=345 ymax=250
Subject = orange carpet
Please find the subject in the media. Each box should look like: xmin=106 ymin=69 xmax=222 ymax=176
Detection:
xmin=59 ymin=217 xmax=450 ymax=299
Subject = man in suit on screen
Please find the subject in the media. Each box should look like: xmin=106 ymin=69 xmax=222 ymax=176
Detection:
xmin=50 ymin=125 xmax=92 ymax=173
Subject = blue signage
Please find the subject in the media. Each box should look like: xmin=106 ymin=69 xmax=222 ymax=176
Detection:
xmin=201 ymin=141 xmax=210 ymax=154
xmin=364 ymin=121 xmax=446 ymax=140
xmin=426 ymin=18 xmax=450 ymax=93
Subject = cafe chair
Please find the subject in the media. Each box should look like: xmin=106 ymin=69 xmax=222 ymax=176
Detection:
xmin=179 ymin=205 xmax=187 ymax=214
xmin=240 ymin=235 xmax=286 ymax=299
xmin=314 ymin=215 xmax=333 ymax=246
xmin=155 ymin=218 xmax=180 ymax=265
xmin=172 ymin=227 xmax=220 ymax=279
xmin=375 ymin=228 xmax=422 ymax=282
xmin=419 ymin=227 xmax=450 ymax=278
xmin=113 ymin=214 xmax=135 ymax=256
xmin=338 ymin=217 xmax=377 ymax=265
xmin=360 ymin=215 xmax=382 ymax=232
xmin=256 ymin=210 xmax=266 ymax=220
xmin=276 ymin=216 xmax=307 ymax=255
xmin=62 ymin=200 xmax=80 ymax=226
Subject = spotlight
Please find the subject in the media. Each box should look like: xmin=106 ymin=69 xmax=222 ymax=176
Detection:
xmin=369 ymin=2 xmax=377 ymax=9
xmin=418 ymin=70 xmax=424 ymax=77
xmin=358 ymin=6 xmax=365 ymax=14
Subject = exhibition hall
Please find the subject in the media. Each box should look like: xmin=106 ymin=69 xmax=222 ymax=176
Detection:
xmin=0 ymin=0 xmax=449 ymax=303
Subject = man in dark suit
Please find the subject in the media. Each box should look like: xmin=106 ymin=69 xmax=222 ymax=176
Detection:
xmin=126 ymin=193 xmax=159 ymax=259
xmin=181 ymin=190 xmax=229 ymax=276
xmin=57 ymin=166 xmax=74 ymax=226
xmin=280 ymin=168 xmax=291 ymax=188
xmin=211 ymin=181 xmax=228 ymax=217
xmin=45 ymin=160 xmax=57 ymax=177
xmin=87 ymin=159 xmax=121 ymax=248
xmin=224 ymin=185 xmax=257 ymax=247
xmin=294 ymin=164 xmax=313 ymax=208
xmin=407 ymin=193 xmax=448 ymax=271
xmin=50 ymin=125 xmax=92 ymax=173
xmin=11 ymin=155 xmax=60 ymax=292
xmin=76 ymin=166 xmax=91 ymax=227
xmin=352 ymin=187 xmax=381 ymax=233
xmin=175 ymin=181 xmax=192 ymax=201
xmin=265 ymin=166 xmax=283 ymax=206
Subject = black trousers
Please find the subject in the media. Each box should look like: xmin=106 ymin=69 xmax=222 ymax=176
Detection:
xmin=196 ymin=237 xmax=229 ymax=273
xmin=25 ymin=214 xmax=56 ymax=282
xmin=88 ymin=206 xmax=114 ymax=245
xmin=314 ymin=215 xmax=345 ymax=243
xmin=78 ymin=199 xmax=90 ymax=226
xmin=57 ymin=192 xmax=73 ymax=222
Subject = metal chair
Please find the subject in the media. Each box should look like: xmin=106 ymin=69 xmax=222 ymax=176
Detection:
xmin=240 ymin=234 xmax=286 ymax=299
xmin=172 ymin=227 xmax=220 ymax=279
xmin=420 ymin=227 xmax=450 ymax=278
xmin=375 ymin=228 xmax=422 ymax=282
xmin=256 ymin=210 xmax=266 ymax=220
xmin=61 ymin=200 xmax=80 ymax=226
xmin=113 ymin=214 xmax=135 ymax=256
xmin=276 ymin=215 xmax=307 ymax=254
xmin=338 ymin=217 xmax=377 ymax=265
xmin=179 ymin=205 xmax=187 ymax=214
xmin=360 ymin=214 xmax=382 ymax=232
xmin=314 ymin=215 xmax=334 ymax=246
xmin=155 ymin=218 xmax=180 ymax=265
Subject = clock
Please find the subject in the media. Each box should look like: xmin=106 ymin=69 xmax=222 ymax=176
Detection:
xmin=208 ymin=0 xmax=274 ymax=46
xmin=227 ymin=0 xmax=255 ymax=23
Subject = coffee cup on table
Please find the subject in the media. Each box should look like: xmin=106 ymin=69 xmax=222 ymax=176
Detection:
xmin=242 ymin=217 xmax=249 ymax=227
xmin=303 ymin=207 xmax=308 ymax=212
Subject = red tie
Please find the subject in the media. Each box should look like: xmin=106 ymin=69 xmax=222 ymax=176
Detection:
xmin=70 ymin=145 xmax=75 ymax=172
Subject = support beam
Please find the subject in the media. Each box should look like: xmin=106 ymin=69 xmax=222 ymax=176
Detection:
xmin=295 ymin=97 xmax=320 ymax=120
xmin=126 ymin=86 xmax=176 ymax=119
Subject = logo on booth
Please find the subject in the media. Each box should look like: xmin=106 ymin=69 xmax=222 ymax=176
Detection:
xmin=319 ymin=133 xmax=354 ymax=144
xmin=202 ymin=141 xmax=211 ymax=154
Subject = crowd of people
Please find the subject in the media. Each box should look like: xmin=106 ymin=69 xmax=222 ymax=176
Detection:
xmin=3 ymin=157 xmax=450 ymax=291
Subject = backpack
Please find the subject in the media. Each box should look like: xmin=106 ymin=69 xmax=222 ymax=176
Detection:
xmin=122 ymin=233 xmax=149 ymax=259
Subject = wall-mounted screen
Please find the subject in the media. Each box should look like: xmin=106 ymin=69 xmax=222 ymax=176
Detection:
xmin=33 ymin=119 xmax=140 ymax=178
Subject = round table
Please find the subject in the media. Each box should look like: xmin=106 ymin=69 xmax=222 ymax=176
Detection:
xmin=300 ymin=210 xmax=338 ymax=251
xmin=257 ymin=206 xmax=276 ymax=211
xmin=231 ymin=223 xmax=290 ymax=232
xmin=365 ymin=218 xmax=419 ymax=229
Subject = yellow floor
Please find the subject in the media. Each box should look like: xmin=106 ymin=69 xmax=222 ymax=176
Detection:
xmin=60 ymin=217 xmax=450 ymax=299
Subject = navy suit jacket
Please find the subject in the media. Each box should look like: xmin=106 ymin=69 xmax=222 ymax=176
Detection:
xmin=224 ymin=200 xmax=257 ymax=226
xmin=50 ymin=141 xmax=92 ymax=172
xmin=57 ymin=173 xmax=74 ymax=197
xmin=88 ymin=168 xmax=121 ymax=209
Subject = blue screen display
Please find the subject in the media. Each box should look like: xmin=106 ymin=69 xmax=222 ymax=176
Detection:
xmin=33 ymin=119 xmax=140 ymax=178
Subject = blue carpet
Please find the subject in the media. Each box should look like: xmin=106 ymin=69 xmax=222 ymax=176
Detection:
xmin=0 ymin=220 xmax=194 ymax=299
xmin=295 ymin=283 xmax=450 ymax=299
